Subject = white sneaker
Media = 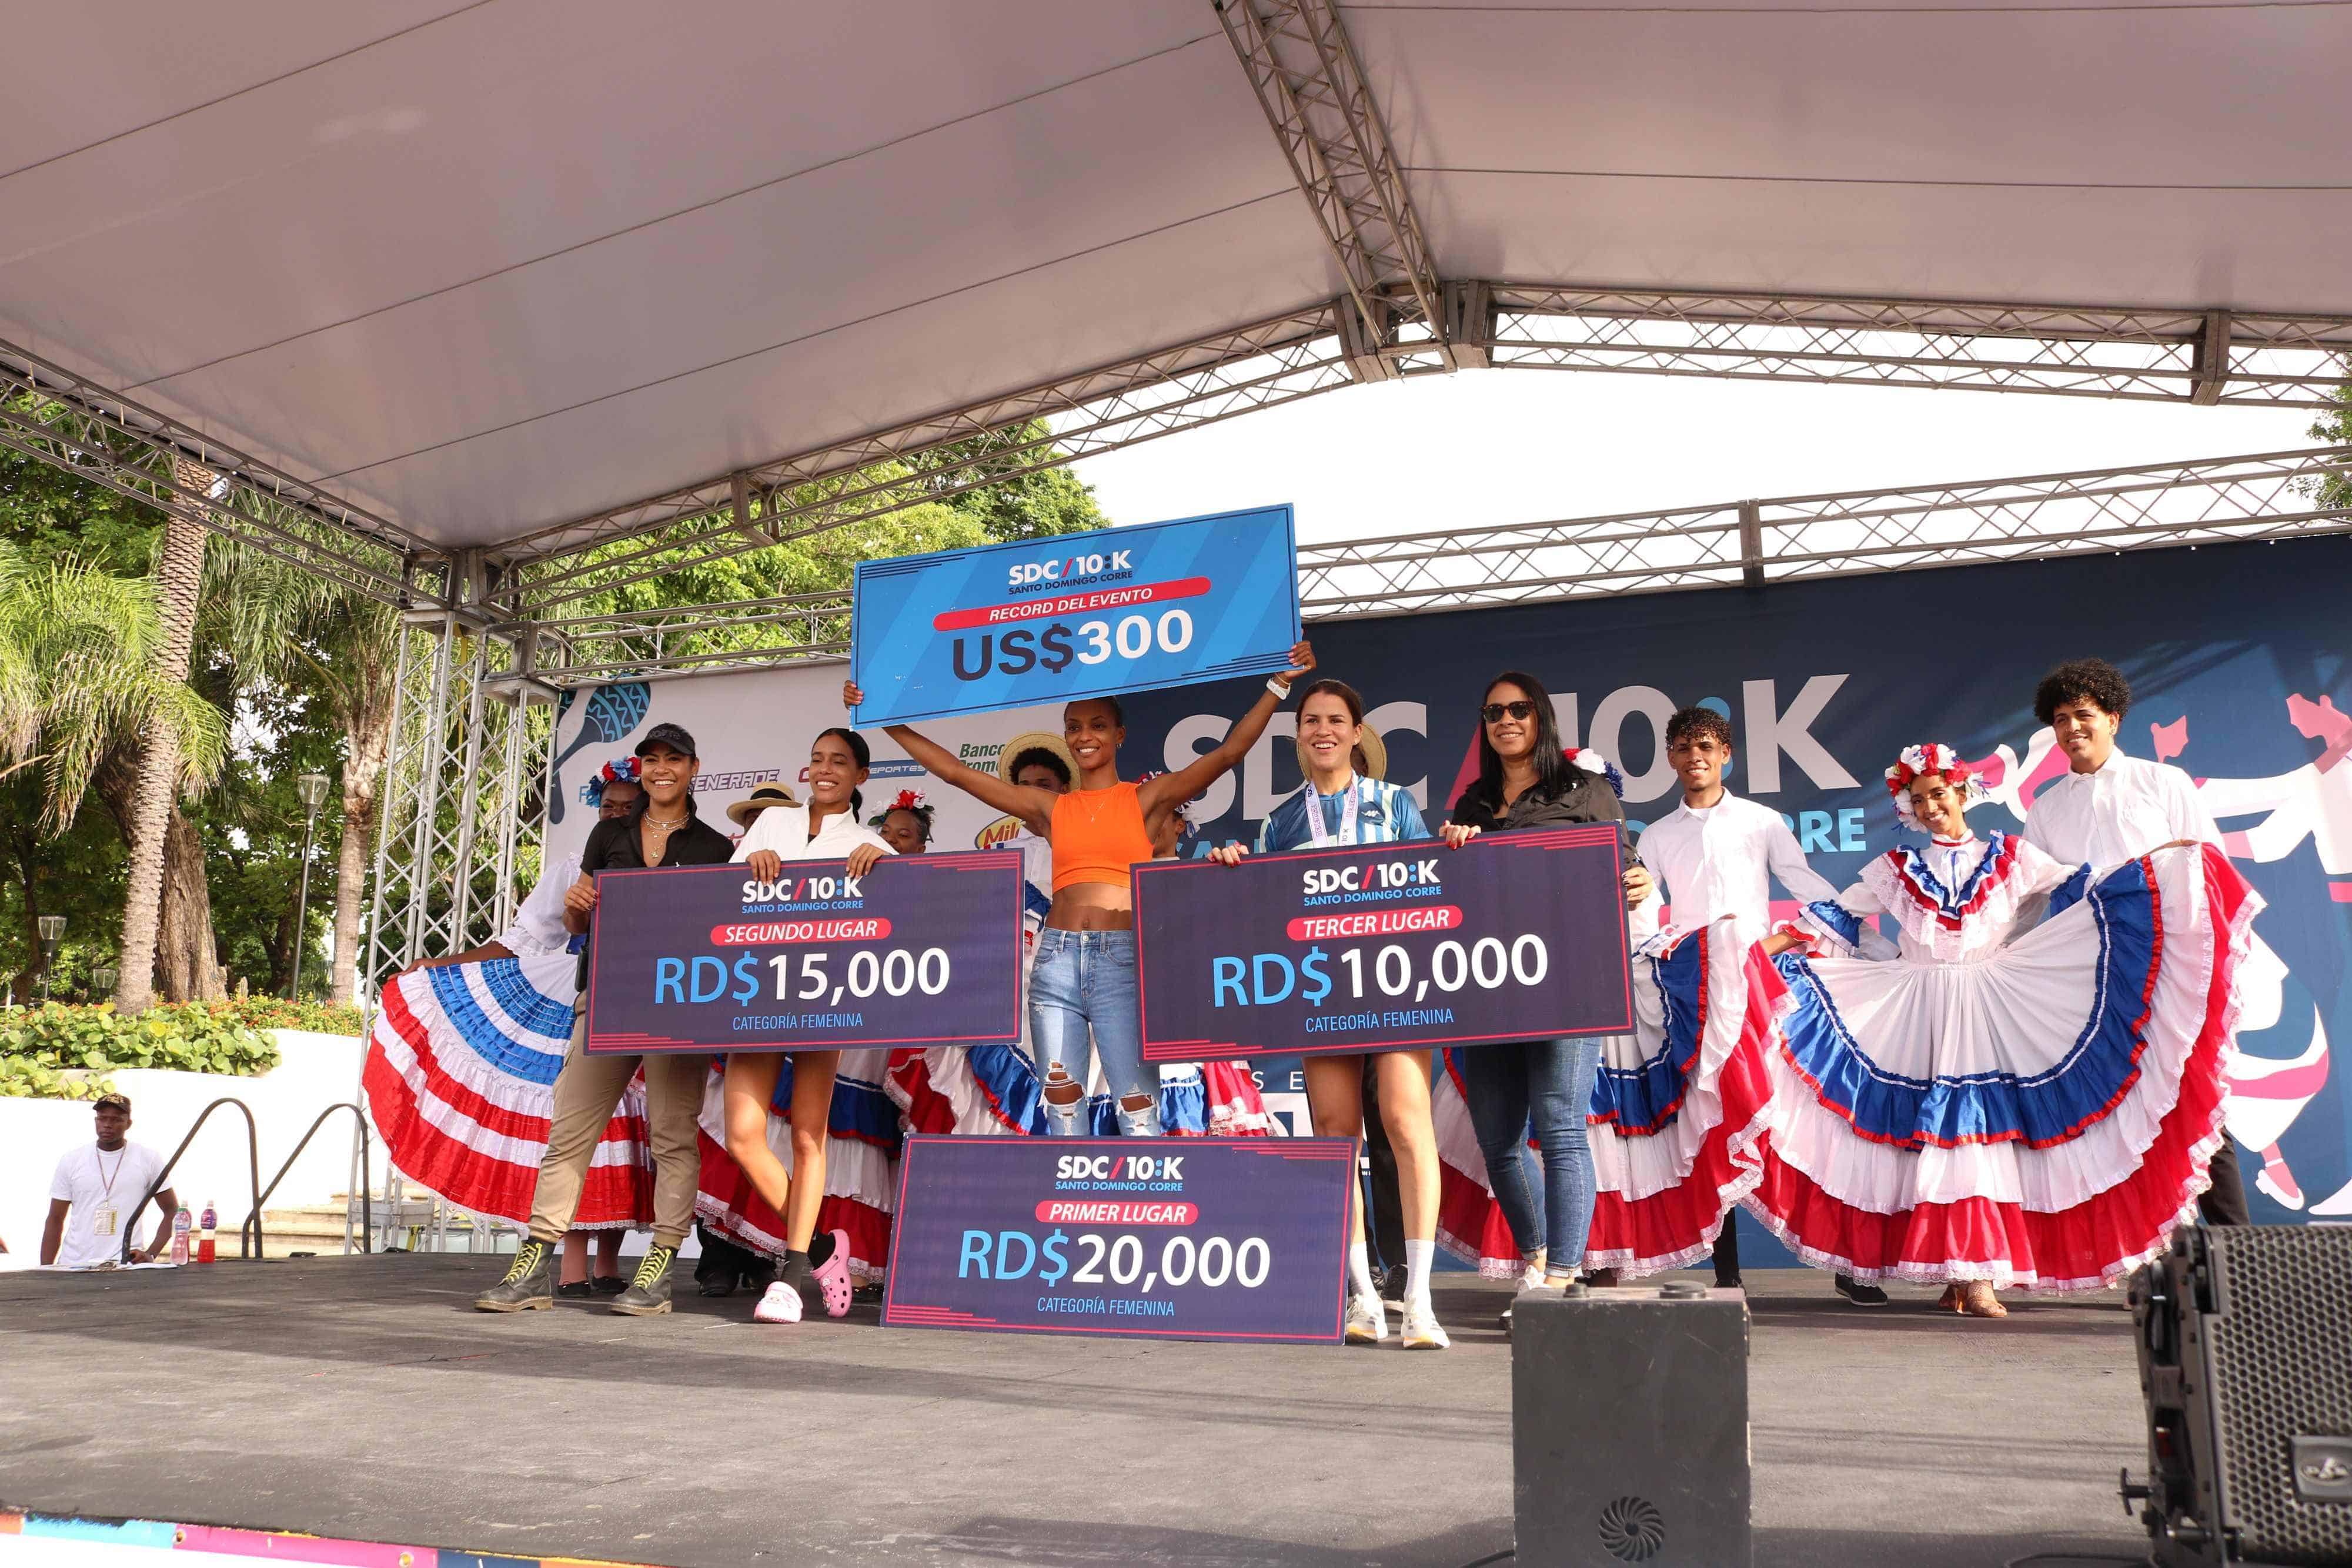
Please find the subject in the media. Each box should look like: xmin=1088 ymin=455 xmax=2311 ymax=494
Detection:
xmin=1516 ymin=1252 xmax=1551 ymax=1295
xmin=752 ymin=1279 xmax=803 ymax=1324
xmin=1343 ymin=1293 xmax=1388 ymax=1346
xmin=1401 ymin=1302 xmax=1451 ymax=1350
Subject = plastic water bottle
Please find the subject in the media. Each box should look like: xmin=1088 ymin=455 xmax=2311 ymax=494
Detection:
xmin=198 ymin=1201 xmax=217 ymax=1264
xmin=169 ymin=1208 xmax=192 ymax=1266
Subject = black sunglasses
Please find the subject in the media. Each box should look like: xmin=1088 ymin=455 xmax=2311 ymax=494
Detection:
xmin=1481 ymin=700 xmax=1538 ymax=723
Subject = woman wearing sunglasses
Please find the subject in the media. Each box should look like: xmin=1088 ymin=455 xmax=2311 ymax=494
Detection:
xmin=1441 ymin=673 xmax=1652 ymax=1311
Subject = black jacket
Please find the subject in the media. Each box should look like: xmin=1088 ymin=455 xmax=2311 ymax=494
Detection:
xmin=1449 ymin=766 xmax=1632 ymax=858
xmin=574 ymin=804 xmax=735 ymax=987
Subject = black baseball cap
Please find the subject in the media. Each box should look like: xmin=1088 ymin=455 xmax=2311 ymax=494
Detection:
xmin=94 ymin=1092 xmax=131 ymax=1114
xmin=634 ymin=722 xmax=699 ymax=760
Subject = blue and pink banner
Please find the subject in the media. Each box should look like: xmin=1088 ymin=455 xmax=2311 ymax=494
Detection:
xmin=883 ymin=1135 xmax=1354 ymax=1341
xmin=554 ymin=533 xmax=2352 ymax=1222
xmin=849 ymin=504 xmax=1300 ymax=726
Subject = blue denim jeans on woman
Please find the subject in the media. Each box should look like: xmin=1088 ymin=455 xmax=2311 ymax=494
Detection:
xmin=1459 ymin=1037 xmax=1603 ymax=1266
xmin=1028 ymin=927 xmax=1160 ymax=1136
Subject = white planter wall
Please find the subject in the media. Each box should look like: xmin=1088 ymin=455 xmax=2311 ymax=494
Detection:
xmin=0 ymin=1030 xmax=388 ymax=1263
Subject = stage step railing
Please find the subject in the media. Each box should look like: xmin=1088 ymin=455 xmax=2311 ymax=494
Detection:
xmin=246 ymin=1102 xmax=373 ymax=1258
xmin=121 ymin=1096 xmax=262 ymax=1263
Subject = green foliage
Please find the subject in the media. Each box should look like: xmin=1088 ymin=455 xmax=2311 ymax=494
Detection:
xmin=0 ymin=541 xmax=228 ymax=833
xmin=933 ymin=424 xmax=1111 ymax=542
xmin=0 ymin=412 xmax=1112 ymax=1008
xmin=0 ymin=1001 xmax=280 ymax=1078
xmin=220 ymin=995 xmax=367 ymax=1037
xmin=2309 ymin=379 xmax=2352 ymax=510
xmin=0 ymin=1055 xmax=117 ymax=1100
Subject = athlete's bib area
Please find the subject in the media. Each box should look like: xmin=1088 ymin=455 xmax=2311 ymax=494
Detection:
xmin=0 ymin=1255 xmax=2150 ymax=1568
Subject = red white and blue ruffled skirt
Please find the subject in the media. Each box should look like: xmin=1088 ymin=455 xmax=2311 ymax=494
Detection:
xmin=363 ymin=950 xmax=653 ymax=1231
xmin=691 ymin=1045 xmax=1274 ymax=1283
xmin=1745 ymin=844 xmax=2256 ymax=1292
xmin=1435 ymin=918 xmax=1776 ymax=1278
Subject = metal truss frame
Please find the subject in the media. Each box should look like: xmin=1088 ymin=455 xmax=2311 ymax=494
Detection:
xmin=1464 ymin=286 xmax=2352 ymax=407
xmin=500 ymin=444 xmax=2351 ymax=686
xmin=8 ymin=285 xmax=2346 ymax=623
xmin=357 ymin=612 xmax=553 ymax=991
xmin=0 ymin=340 xmax=423 ymax=606
xmin=1219 ymin=0 xmax=1450 ymax=377
xmin=499 ymin=296 xmax=2348 ymax=603
xmin=1297 ymin=446 xmax=2352 ymax=617
xmin=499 ymin=303 xmax=1356 ymax=612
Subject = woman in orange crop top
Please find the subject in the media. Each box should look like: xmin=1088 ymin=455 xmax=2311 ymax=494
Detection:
xmin=842 ymin=640 xmax=1312 ymax=1134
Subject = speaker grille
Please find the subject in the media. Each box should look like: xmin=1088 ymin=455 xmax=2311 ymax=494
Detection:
xmin=2209 ymin=1226 xmax=2352 ymax=1564
xmin=1596 ymin=1495 xmax=1666 ymax=1562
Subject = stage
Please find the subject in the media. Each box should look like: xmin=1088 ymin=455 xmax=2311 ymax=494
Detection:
xmin=0 ymin=1255 xmax=2152 ymax=1567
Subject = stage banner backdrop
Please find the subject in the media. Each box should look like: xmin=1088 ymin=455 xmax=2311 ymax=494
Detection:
xmin=848 ymin=504 xmax=1301 ymax=726
xmin=1133 ymin=829 xmax=1632 ymax=1061
xmin=582 ymin=853 xmax=1024 ymax=1055
xmin=546 ymin=533 xmax=2352 ymax=1222
xmin=883 ymin=1135 xmax=1354 ymax=1342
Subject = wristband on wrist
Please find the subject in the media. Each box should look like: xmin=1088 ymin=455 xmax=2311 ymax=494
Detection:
xmin=1267 ymin=676 xmax=1292 ymax=700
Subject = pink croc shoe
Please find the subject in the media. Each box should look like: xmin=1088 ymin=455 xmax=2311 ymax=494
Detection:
xmin=809 ymin=1229 xmax=854 ymax=1319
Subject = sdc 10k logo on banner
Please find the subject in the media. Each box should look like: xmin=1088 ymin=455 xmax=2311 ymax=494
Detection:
xmin=884 ymin=1136 xmax=1357 ymax=1343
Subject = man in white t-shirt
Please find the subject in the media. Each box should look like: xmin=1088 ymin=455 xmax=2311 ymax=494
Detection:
xmin=42 ymin=1093 xmax=178 ymax=1268
xmin=2021 ymin=656 xmax=2247 ymax=1225
xmin=1634 ymin=706 xmax=1887 ymax=1304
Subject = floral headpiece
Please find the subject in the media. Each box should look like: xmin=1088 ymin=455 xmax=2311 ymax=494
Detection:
xmin=581 ymin=754 xmax=640 ymax=808
xmin=1564 ymin=747 xmax=1625 ymax=799
xmin=868 ymin=788 xmax=936 ymax=840
xmin=1885 ymin=743 xmax=1985 ymax=828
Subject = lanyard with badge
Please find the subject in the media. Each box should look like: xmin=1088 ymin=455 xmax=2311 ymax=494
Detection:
xmin=90 ymin=1146 xmax=125 ymax=1237
xmin=1304 ymin=774 xmax=1362 ymax=848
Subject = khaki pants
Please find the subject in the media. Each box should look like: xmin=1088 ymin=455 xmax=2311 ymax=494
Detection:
xmin=527 ymin=1012 xmax=705 ymax=1249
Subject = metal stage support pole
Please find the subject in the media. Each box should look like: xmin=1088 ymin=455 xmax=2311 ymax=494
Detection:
xmin=1218 ymin=0 xmax=1452 ymax=378
xmin=342 ymin=577 xmax=556 ymax=1254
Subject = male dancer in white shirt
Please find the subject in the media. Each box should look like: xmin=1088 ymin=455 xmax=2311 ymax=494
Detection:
xmin=2020 ymin=657 xmax=2247 ymax=1224
xmin=1635 ymin=706 xmax=1890 ymax=1304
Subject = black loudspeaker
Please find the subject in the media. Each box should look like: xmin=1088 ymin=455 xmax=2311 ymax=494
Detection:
xmin=2126 ymin=1224 xmax=2352 ymax=1567
xmin=1512 ymin=1284 xmax=1750 ymax=1567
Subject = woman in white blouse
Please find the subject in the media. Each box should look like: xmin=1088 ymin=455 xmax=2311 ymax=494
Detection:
xmin=725 ymin=726 xmax=891 ymax=1325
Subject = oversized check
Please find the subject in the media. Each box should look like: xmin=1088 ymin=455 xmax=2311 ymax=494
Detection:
xmin=583 ymin=851 xmax=1024 ymax=1054
xmin=884 ymin=1135 xmax=1353 ymax=1343
xmin=1132 ymin=827 xmax=1634 ymax=1061
xmin=849 ymin=504 xmax=1299 ymax=726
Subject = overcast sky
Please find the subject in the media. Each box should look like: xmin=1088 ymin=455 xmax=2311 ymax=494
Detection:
xmin=1071 ymin=372 xmax=2318 ymax=546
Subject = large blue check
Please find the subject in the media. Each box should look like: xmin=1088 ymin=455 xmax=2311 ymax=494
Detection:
xmin=850 ymin=504 xmax=1300 ymax=726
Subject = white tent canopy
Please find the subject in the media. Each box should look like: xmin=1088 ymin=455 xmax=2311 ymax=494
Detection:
xmin=3 ymin=0 xmax=2347 ymax=575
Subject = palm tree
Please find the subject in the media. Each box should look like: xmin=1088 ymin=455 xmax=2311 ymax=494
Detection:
xmin=109 ymin=464 xmax=212 ymax=1014
xmin=206 ymin=541 xmax=401 ymax=1006
xmin=0 ymin=540 xmax=226 ymax=994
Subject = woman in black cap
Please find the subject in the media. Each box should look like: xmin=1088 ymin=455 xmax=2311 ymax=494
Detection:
xmin=476 ymin=721 xmax=733 ymax=1317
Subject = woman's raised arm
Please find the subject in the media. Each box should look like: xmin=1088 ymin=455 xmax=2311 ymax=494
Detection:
xmin=1140 ymin=640 xmax=1315 ymax=816
xmin=843 ymin=680 xmax=1055 ymax=834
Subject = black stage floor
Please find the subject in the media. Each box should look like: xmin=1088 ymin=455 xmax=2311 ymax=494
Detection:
xmin=0 ymin=1255 xmax=2154 ymax=1567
